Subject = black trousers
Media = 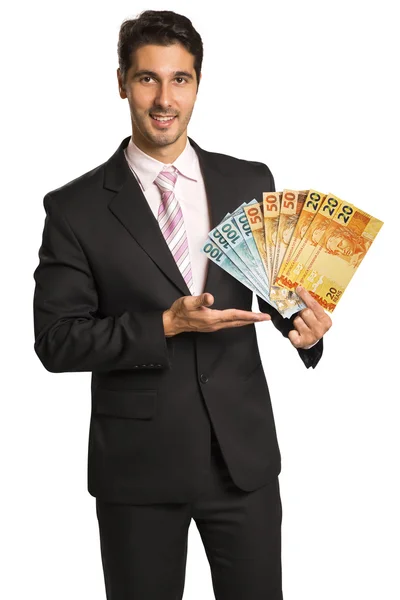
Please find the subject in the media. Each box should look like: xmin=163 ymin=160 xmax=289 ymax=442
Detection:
xmin=95 ymin=427 xmax=283 ymax=599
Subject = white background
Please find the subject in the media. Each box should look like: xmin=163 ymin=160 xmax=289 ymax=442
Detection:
xmin=1 ymin=0 xmax=399 ymax=598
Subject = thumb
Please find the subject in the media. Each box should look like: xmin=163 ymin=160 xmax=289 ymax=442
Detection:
xmin=196 ymin=292 xmax=214 ymax=307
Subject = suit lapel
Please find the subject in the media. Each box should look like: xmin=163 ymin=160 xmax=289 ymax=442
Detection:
xmin=189 ymin=137 xmax=232 ymax=296
xmin=104 ymin=135 xmax=231 ymax=297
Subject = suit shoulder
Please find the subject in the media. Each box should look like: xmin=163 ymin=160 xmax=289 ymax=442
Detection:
xmin=201 ymin=145 xmax=274 ymax=179
xmin=43 ymin=160 xmax=106 ymax=207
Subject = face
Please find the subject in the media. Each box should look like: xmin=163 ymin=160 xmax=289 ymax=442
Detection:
xmin=117 ymin=43 xmax=201 ymax=158
xmin=282 ymin=226 xmax=293 ymax=245
xmin=311 ymin=227 xmax=326 ymax=245
xmin=325 ymin=235 xmax=354 ymax=256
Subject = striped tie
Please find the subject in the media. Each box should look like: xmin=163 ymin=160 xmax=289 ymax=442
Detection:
xmin=154 ymin=166 xmax=194 ymax=294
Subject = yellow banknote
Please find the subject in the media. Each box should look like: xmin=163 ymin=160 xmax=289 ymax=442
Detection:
xmin=300 ymin=202 xmax=383 ymax=311
xmin=276 ymin=194 xmax=343 ymax=292
xmin=243 ymin=202 xmax=270 ymax=281
xmin=270 ymin=189 xmax=309 ymax=303
xmin=262 ymin=191 xmax=281 ymax=284
xmin=275 ymin=189 xmax=327 ymax=287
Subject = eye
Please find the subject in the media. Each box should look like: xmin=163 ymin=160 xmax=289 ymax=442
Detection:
xmin=175 ymin=77 xmax=187 ymax=83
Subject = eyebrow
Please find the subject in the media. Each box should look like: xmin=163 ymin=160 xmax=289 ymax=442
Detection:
xmin=133 ymin=69 xmax=194 ymax=80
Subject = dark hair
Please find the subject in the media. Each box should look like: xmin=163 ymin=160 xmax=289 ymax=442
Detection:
xmin=117 ymin=10 xmax=203 ymax=90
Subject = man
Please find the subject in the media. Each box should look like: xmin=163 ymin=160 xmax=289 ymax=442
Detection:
xmin=33 ymin=9 xmax=331 ymax=600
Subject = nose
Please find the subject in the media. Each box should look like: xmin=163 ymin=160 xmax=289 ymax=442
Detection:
xmin=154 ymin=81 xmax=172 ymax=110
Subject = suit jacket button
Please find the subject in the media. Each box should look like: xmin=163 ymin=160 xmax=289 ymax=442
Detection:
xmin=200 ymin=373 xmax=208 ymax=384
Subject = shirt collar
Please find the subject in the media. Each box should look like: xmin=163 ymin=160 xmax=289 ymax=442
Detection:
xmin=124 ymin=135 xmax=198 ymax=192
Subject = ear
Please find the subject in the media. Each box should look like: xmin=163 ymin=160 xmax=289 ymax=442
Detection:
xmin=117 ymin=68 xmax=127 ymax=99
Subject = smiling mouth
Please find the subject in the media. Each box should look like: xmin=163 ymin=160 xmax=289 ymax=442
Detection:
xmin=150 ymin=114 xmax=176 ymax=122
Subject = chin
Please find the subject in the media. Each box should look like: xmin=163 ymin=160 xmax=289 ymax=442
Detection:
xmin=155 ymin=130 xmax=182 ymax=145
xmin=151 ymin=133 xmax=175 ymax=145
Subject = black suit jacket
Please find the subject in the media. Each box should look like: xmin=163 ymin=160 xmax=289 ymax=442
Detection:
xmin=33 ymin=135 xmax=323 ymax=504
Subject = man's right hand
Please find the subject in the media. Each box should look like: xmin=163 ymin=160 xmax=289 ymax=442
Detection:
xmin=163 ymin=293 xmax=271 ymax=337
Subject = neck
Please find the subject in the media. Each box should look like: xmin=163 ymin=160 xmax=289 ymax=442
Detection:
xmin=131 ymin=129 xmax=188 ymax=164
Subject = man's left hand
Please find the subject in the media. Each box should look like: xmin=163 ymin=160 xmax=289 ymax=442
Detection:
xmin=288 ymin=285 xmax=332 ymax=349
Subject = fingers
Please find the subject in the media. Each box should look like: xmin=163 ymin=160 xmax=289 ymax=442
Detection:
xmin=295 ymin=285 xmax=332 ymax=335
xmin=292 ymin=314 xmax=310 ymax=337
xmin=295 ymin=285 xmax=325 ymax=318
xmin=290 ymin=302 xmax=332 ymax=349
xmin=288 ymin=329 xmax=301 ymax=347
xmin=176 ymin=294 xmax=271 ymax=334
xmin=289 ymin=316 xmax=313 ymax=348
xmin=221 ymin=308 xmax=271 ymax=323
xmin=297 ymin=308 xmax=331 ymax=340
xmin=214 ymin=317 xmax=269 ymax=331
xmin=210 ymin=309 xmax=271 ymax=332
xmin=195 ymin=292 xmax=214 ymax=307
xmin=297 ymin=307 xmax=319 ymax=330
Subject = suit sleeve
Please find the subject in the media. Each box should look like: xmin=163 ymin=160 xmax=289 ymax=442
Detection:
xmin=256 ymin=165 xmax=323 ymax=369
xmin=33 ymin=194 xmax=172 ymax=373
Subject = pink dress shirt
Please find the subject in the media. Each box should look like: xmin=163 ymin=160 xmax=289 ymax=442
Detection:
xmin=124 ymin=136 xmax=212 ymax=296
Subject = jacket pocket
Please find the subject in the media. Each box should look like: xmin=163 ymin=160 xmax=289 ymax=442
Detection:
xmin=242 ymin=360 xmax=262 ymax=382
xmin=94 ymin=388 xmax=157 ymax=419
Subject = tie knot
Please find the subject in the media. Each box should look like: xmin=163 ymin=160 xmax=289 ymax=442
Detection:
xmin=154 ymin=166 xmax=178 ymax=194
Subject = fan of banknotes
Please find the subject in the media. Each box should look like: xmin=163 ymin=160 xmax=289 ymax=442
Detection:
xmin=200 ymin=190 xmax=383 ymax=319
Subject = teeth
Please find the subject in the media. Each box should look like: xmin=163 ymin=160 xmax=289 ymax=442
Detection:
xmin=151 ymin=115 xmax=175 ymax=121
